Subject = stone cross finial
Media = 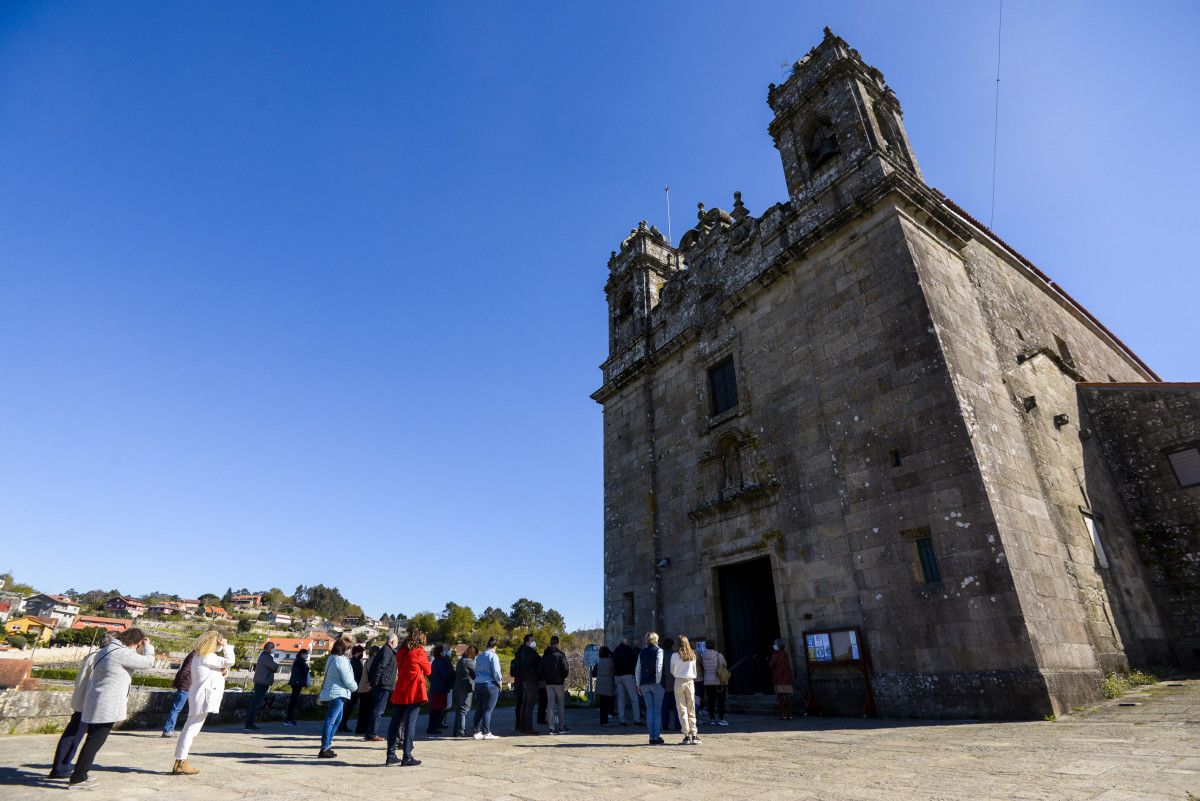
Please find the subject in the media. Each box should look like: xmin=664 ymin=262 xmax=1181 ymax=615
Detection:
xmin=733 ymin=191 xmax=744 ymax=209
xmin=697 ymin=202 xmax=706 ymax=220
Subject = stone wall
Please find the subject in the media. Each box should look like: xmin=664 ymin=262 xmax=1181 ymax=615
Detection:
xmin=1081 ymin=384 xmax=1200 ymax=668
xmin=0 ymin=687 xmax=326 ymax=735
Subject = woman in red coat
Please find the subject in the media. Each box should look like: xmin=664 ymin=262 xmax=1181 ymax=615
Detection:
xmin=385 ymin=629 xmax=432 ymax=766
xmin=768 ymin=638 xmax=795 ymax=720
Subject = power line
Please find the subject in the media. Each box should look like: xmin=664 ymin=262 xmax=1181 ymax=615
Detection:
xmin=989 ymin=0 xmax=1004 ymax=228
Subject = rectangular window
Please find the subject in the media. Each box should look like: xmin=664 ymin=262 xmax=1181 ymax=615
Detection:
xmin=1083 ymin=513 xmax=1108 ymax=568
xmin=708 ymin=357 xmax=739 ymax=416
xmin=1054 ymin=334 xmax=1076 ymax=368
xmin=621 ymin=591 xmax=634 ymax=630
xmin=915 ymin=537 xmax=941 ymax=584
xmin=1167 ymin=446 xmax=1200 ymax=488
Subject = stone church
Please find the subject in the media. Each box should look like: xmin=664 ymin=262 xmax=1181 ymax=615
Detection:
xmin=592 ymin=29 xmax=1199 ymax=719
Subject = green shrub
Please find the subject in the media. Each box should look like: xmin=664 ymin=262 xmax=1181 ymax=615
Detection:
xmin=1127 ymin=669 xmax=1157 ymax=687
xmin=6 ymin=635 xmax=28 ymax=650
xmin=34 ymin=667 xmax=78 ymax=681
xmin=1101 ymin=672 xmax=1129 ymax=699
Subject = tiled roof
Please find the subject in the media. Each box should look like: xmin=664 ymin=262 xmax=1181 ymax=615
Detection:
xmin=73 ymin=616 xmax=131 ymax=631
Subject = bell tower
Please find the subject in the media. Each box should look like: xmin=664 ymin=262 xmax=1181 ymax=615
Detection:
xmin=767 ymin=28 xmax=922 ymax=203
xmin=604 ymin=220 xmax=679 ymax=355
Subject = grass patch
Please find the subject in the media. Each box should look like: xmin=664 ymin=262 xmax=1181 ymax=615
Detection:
xmin=1101 ymin=669 xmax=1159 ymax=699
xmin=1042 ymin=713 xmax=1057 ymax=722
xmin=34 ymin=722 xmax=63 ymax=734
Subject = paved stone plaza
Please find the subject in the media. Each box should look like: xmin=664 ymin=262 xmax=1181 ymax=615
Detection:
xmin=0 ymin=680 xmax=1196 ymax=801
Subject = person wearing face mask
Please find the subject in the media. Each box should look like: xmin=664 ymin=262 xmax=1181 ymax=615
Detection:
xmin=768 ymin=638 xmax=795 ymax=720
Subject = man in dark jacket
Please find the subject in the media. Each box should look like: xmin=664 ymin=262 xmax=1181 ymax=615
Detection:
xmin=611 ymin=637 xmax=638 ymax=726
xmin=541 ymin=636 xmax=570 ymax=734
xmin=514 ymin=634 xmax=542 ymax=734
xmin=338 ymin=645 xmax=365 ymax=732
xmin=363 ymin=633 xmax=398 ymax=741
xmin=284 ymin=649 xmax=310 ymax=725
xmin=244 ymin=642 xmax=278 ymax=730
xmin=161 ymin=651 xmax=195 ymax=737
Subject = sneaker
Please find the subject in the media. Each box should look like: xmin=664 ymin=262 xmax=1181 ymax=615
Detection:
xmin=691 ymin=736 xmax=702 ymax=744
xmin=651 ymin=737 xmax=665 ymax=744
xmin=48 ymin=771 xmax=69 ymax=780
xmin=68 ymin=776 xmax=99 ymax=789
xmin=400 ymin=757 xmax=421 ymax=767
xmin=316 ymin=749 xmax=337 ymax=759
xmin=283 ymin=721 xmax=297 ymax=727
xmin=472 ymin=732 xmax=484 ymax=740
xmin=385 ymin=754 xmax=402 ymax=766
xmin=364 ymin=735 xmax=384 ymax=742
xmin=680 ymin=736 xmax=692 ymax=745
xmin=559 ymin=727 xmax=571 ymax=734
xmin=717 ymin=719 xmax=729 ymax=727
xmin=483 ymin=733 xmax=500 ymax=740
xmin=548 ymin=728 xmax=559 ymax=735
xmin=160 ymin=731 xmax=172 ymax=738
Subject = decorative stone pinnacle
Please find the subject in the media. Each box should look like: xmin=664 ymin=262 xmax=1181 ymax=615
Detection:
xmin=733 ymin=191 xmax=744 ymax=208
xmin=697 ymin=202 xmax=706 ymax=220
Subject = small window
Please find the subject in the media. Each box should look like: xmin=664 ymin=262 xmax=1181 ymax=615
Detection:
xmin=1083 ymin=513 xmax=1108 ymax=568
xmin=1054 ymin=335 xmax=1076 ymax=368
xmin=1167 ymin=446 xmax=1200 ymax=488
xmin=708 ymin=357 xmax=739 ymax=416
xmin=621 ymin=591 xmax=634 ymax=630
xmin=915 ymin=537 xmax=941 ymax=584
xmin=890 ymin=449 xmax=903 ymax=467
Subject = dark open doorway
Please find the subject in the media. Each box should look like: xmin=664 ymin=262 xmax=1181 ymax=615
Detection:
xmin=717 ymin=556 xmax=781 ymax=695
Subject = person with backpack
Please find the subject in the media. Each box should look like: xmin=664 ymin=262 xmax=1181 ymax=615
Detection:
xmin=637 ymin=632 xmax=665 ymax=745
xmin=171 ymin=629 xmax=236 ymax=775
xmin=700 ymin=638 xmax=729 ymax=726
xmin=161 ymin=651 xmax=195 ymax=737
xmin=71 ymin=628 xmax=156 ymax=787
xmin=541 ymin=636 xmax=570 ymax=734
xmin=363 ymin=633 xmax=399 ymax=741
xmin=284 ymin=649 xmax=311 ymax=725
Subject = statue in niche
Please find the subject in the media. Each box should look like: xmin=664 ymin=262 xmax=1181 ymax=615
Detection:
xmin=719 ymin=438 xmax=744 ymax=492
xmin=807 ymin=122 xmax=839 ymax=169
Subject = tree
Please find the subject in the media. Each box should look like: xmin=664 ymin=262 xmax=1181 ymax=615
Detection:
xmin=478 ymin=607 xmax=509 ymax=628
xmin=408 ymin=611 xmax=438 ymax=638
xmin=354 ymin=631 xmax=369 ymax=643
xmin=0 ymin=572 xmax=36 ymax=595
xmin=261 ymin=587 xmax=290 ymax=610
xmin=221 ymin=588 xmax=234 ymax=605
xmin=197 ymin=593 xmax=221 ymax=606
xmin=508 ymin=598 xmax=546 ymax=630
xmin=293 ymin=584 xmax=355 ymax=620
xmin=438 ymin=603 xmax=476 ymax=643
xmin=237 ymin=618 xmax=254 ymax=634
xmin=543 ymin=608 xmax=566 ymax=635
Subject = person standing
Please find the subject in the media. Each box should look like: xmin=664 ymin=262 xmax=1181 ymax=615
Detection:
xmin=451 ymin=645 xmax=477 ymax=737
xmin=611 ymin=637 xmax=638 ymax=726
xmin=161 ymin=651 xmax=195 ymax=737
xmin=338 ymin=645 xmax=365 ymax=732
xmin=513 ymin=634 xmax=542 ymax=734
xmin=386 ymin=629 xmax=431 ymax=766
xmin=171 ymin=629 xmax=236 ymax=775
xmin=592 ymin=646 xmax=615 ymax=726
xmin=700 ymin=638 xmax=729 ymax=726
xmin=769 ymin=638 xmax=795 ymax=720
xmin=317 ymin=637 xmax=358 ymax=758
xmin=472 ymin=638 xmax=502 ymax=740
xmin=47 ymin=649 xmax=99 ymax=779
xmin=660 ymin=637 xmax=680 ymax=733
xmin=284 ymin=649 xmax=310 ymax=725
xmin=426 ymin=645 xmax=454 ymax=735
xmin=70 ymin=628 xmax=156 ymax=787
xmin=244 ymin=641 xmax=278 ymax=731
xmin=541 ymin=636 xmax=570 ymax=734
xmin=671 ymin=636 xmax=700 ymax=745
xmin=353 ymin=645 xmax=377 ymax=736
xmin=637 ymin=632 xmax=665 ymax=745
xmin=364 ymin=633 xmax=398 ymax=741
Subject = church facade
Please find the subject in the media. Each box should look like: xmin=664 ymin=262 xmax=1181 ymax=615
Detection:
xmin=592 ymin=30 xmax=1198 ymax=719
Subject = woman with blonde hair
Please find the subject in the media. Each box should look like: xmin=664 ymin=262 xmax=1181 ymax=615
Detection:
xmin=171 ymin=629 xmax=235 ymax=775
xmin=670 ymin=636 xmax=700 ymax=745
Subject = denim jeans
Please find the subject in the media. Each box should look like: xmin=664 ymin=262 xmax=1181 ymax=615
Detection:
xmin=473 ymin=683 xmax=498 ymax=735
xmin=245 ymin=683 xmax=270 ymax=726
xmin=366 ymin=686 xmax=391 ymax=737
xmin=162 ymin=690 xmax=189 ymax=734
xmin=641 ymin=684 xmax=665 ymax=740
xmin=320 ymin=696 xmax=344 ymax=751
xmin=51 ymin=711 xmax=87 ymax=776
xmin=387 ymin=702 xmax=421 ymax=760
xmin=452 ymin=687 xmax=474 ymax=735
xmin=662 ymin=690 xmax=680 ymax=730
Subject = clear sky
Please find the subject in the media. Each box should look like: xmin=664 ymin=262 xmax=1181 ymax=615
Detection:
xmin=2 ymin=2 xmax=1196 ymax=629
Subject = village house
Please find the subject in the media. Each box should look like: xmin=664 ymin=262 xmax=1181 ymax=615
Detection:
xmin=147 ymin=601 xmax=183 ymax=617
xmin=203 ymin=605 xmax=231 ymax=620
xmin=300 ymin=631 xmax=335 ymax=656
xmin=24 ymin=594 xmax=80 ymax=630
xmin=266 ymin=611 xmax=293 ymax=627
xmin=102 ymin=596 xmax=146 ymax=618
xmin=4 ymin=615 xmax=58 ymax=645
xmin=71 ymin=615 xmax=131 ymax=634
xmin=230 ymin=594 xmax=262 ymax=609
xmin=0 ymin=602 xmax=11 ymax=623
xmin=267 ymin=634 xmax=333 ymax=671
xmin=178 ymin=599 xmax=201 ymax=614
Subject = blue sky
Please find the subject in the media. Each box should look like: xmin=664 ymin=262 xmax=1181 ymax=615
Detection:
xmin=1 ymin=2 xmax=1196 ymax=629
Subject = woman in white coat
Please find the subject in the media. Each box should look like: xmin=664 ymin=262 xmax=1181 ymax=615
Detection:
xmin=171 ymin=629 xmax=236 ymax=775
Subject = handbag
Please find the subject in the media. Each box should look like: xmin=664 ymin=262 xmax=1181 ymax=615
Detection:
xmin=717 ymin=660 xmax=731 ymax=686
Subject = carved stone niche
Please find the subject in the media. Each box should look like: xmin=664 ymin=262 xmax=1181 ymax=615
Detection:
xmin=689 ymin=430 xmax=781 ymax=520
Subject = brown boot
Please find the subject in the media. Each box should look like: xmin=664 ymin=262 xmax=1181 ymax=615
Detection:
xmin=171 ymin=759 xmax=199 ymax=775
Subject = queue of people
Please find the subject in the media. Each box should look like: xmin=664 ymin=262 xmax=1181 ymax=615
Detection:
xmin=47 ymin=625 xmax=800 ymax=783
